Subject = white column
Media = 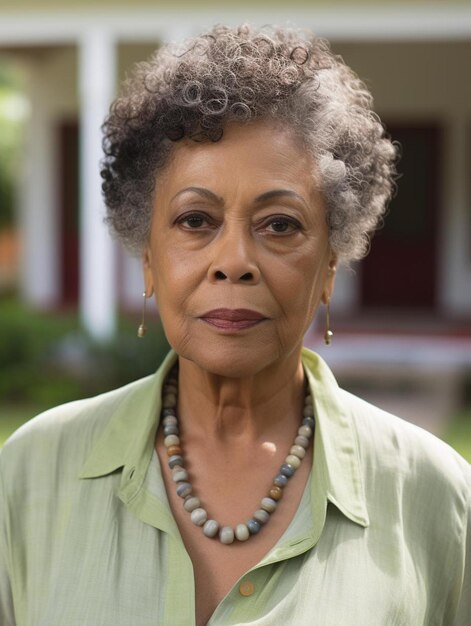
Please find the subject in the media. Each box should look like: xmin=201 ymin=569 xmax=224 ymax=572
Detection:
xmin=121 ymin=254 xmax=146 ymax=310
xmin=439 ymin=115 xmax=471 ymax=316
xmin=19 ymin=65 xmax=59 ymax=308
xmin=331 ymin=264 xmax=359 ymax=314
xmin=78 ymin=29 xmax=117 ymax=340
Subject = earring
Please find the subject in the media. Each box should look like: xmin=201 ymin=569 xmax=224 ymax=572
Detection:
xmin=137 ymin=291 xmax=148 ymax=338
xmin=324 ymin=301 xmax=333 ymax=346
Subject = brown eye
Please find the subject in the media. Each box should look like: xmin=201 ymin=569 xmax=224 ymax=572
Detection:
xmin=270 ymin=220 xmax=291 ymax=232
xmin=265 ymin=216 xmax=301 ymax=234
xmin=185 ymin=215 xmax=205 ymax=228
xmin=177 ymin=212 xmax=212 ymax=229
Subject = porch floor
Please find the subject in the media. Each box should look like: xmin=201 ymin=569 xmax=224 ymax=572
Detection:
xmin=304 ymin=314 xmax=471 ymax=437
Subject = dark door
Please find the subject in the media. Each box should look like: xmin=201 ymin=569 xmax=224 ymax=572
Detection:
xmin=58 ymin=119 xmax=79 ymax=306
xmin=360 ymin=124 xmax=441 ymax=311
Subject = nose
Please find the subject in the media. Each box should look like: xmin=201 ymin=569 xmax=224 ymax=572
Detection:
xmin=207 ymin=225 xmax=261 ymax=285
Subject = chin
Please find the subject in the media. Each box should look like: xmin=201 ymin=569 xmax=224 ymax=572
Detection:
xmin=175 ymin=338 xmax=278 ymax=379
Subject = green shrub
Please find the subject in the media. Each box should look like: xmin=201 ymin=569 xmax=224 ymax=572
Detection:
xmin=0 ymin=78 xmax=23 ymax=229
xmin=0 ymin=298 xmax=170 ymax=409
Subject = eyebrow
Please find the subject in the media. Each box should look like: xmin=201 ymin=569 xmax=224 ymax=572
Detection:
xmin=171 ymin=186 xmax=224 ymax=205
xmin=254 ymin=189 xmax=307 ymax=206
xmin=171 ymin=186 xmax=308 ymax=207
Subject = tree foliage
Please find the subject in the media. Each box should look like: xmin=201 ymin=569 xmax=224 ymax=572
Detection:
xmin=0 ymin=60 xmax=26 ymax=228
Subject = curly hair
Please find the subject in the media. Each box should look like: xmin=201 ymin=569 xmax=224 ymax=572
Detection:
xmin=100 ymin=23 xmax=399 ymax=263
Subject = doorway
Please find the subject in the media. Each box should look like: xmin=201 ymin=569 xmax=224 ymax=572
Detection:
xmin=360 ymin=123 xmax=441 ymax=311
xmin=58 ymin=119 xmax=79 ymax=306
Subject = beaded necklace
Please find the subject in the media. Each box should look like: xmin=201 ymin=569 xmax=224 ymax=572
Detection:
xmin=161 ymin=364 xmax=315 ymax=545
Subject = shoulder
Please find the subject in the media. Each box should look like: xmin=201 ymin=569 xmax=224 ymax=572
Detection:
xmin=302 ymin=347 xmax=470 ymax=503
xmin=339 ymin=388 xmax=471 ymax=615
xmin=0 ymin=374 xmax=155 ymax=482
xmin=340 ymin=387 xmax=471 ymax=512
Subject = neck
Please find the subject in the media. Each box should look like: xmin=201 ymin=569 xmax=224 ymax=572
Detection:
xmin=175 ymin=348 xmax=306 ymax=443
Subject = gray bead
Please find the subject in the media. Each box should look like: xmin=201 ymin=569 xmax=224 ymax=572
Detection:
xmin=183 ymin=496 xmax=200 ymax=512
xmin=303 ymin=417 xmax=315 ymax=430
xmin=260 ymin=497 xmax=277 ymax=513
xmin=168 ymin=455 xmax=183 ymax=469
xmin=203 ymin=520 xmax=219 ymax=538
xmin=164 ymin=425 xmax=179 ymax=436
xmin=162 ymin=415 xmax=178 ymax=427
xmin=298 ymin=425 xmax=313 ymax=438
xmin=164 ymin=384 xmax=177 ymax=395
xmin=304 ymin=394 xmax=312 ymax=406
xmin=172 ymin=468 xmax=188 ymax=482
xmin=253 ymin=509 xmax=270 ymax=524
xmin=285 ymin=454 xmax=301 ymax=469
xmin=274 ymin=474 xmax=288 ymax=488
xmin=162 ymin=408 xmax=176 ymax=417
xmin=295 ymin=435 xmax=310 ymax=448
xmin=235 ymin=524 xmax=250 ymax=541
xmin=190 ymin=508 xmax=207 ymax=526
xmin=176 ymin=482 xmax=192 ymax=498
xmin=164 ymin=434 xmax=180 ymax=448
xmin=219 ymin=526 xmax=235 ymax=544
xmin=247 ymin=519 xmax=261 ymax=535
xmin=303 ymin=405 xmax=314 ymax=417
xmin=290 ymin=445 xmax=306 ymax=459
xmin=280 ymin=463 xmax=295 ymax=477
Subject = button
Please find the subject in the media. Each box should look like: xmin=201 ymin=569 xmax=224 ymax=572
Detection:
xmin=239 ymin=580 xmax=255 ymax=597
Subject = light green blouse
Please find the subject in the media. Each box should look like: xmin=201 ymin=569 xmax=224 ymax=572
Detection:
xmin=0 ymin=348 xmax=470 ymax=625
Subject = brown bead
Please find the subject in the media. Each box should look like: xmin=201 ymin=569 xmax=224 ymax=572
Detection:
xmin=167 ymin=445 xmax=182 ymax=457
xmin=162 ymin=393 xmax=177 ymax=408
xmin=269 ymin=485 xmax=283 ymax=501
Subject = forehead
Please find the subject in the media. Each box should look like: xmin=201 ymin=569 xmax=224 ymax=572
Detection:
xmin=156 ymin=120 xmax=319 ymax=199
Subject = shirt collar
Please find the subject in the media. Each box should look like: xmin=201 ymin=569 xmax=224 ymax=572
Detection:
xmin=79 ymin=347 xmax=369 ymax=529
xmin=78 ymin=349 xmax=178 ymax=481
xmin=301 ymin=347 xmax=370 ymax=528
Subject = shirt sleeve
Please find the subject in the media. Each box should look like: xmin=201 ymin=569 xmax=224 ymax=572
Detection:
xmin=0 ymin=461 xmax=16 ymax=626
xmin=455 ymin=477 xmax=471 ymax=625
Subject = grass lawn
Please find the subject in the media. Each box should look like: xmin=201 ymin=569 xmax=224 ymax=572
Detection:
xmin=442 ymin=411 xmax=471 ymax=463
xmin=0 ymin=405 xmax=43 ymax=446
xmin=1 ymin=404 xmax=470 ymax=463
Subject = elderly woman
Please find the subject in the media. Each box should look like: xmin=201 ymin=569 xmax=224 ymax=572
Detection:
xmin=0 ymin=24 xmax=469 ymax=626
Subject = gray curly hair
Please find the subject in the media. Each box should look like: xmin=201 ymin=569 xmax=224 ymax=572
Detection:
xmin=100 ymin=23 xmax=399 ymax=263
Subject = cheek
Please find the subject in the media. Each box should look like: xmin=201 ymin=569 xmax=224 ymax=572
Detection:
xmin=152 ymin=245 xmax=202 ymax=316
xmin=267 ymin=250 xmax=327 ymax=317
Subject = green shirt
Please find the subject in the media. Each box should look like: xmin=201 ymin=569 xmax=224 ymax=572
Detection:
xmin=0 ymin=348 xmax=470 ymax=625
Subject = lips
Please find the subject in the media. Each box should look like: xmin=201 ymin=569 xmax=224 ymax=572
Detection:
xmin=200 ymin=308 xmax=266 ymax=330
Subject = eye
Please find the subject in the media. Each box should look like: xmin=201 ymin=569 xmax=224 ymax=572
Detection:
xmin=176 ymin=212 xmax=213 ymax=229
xmin=263 ymin=215 xmax=301 ymax=234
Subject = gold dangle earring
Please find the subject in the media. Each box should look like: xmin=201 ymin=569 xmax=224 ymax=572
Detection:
xmin=324 ymin=301 xmax=333 ymax=346
xmin=137 ymin=291 xmax=148 ymax=338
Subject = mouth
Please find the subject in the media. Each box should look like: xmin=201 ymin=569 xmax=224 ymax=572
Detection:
xmin=199 ymin=308 xmax=267 ymax=331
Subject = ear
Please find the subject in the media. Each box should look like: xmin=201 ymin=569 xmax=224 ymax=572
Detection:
xmin=321 ymin=254 xmax=337 ymax=305
xmin=142 ymin=246 xmax=154 ymax=298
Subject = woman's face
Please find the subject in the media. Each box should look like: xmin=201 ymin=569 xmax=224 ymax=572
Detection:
xmin=144 ymin=120 xmax=336 ymax=377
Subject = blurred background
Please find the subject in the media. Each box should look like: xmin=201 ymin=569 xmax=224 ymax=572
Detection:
xmin=0 ymin=0 xmax=470 ymax=459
